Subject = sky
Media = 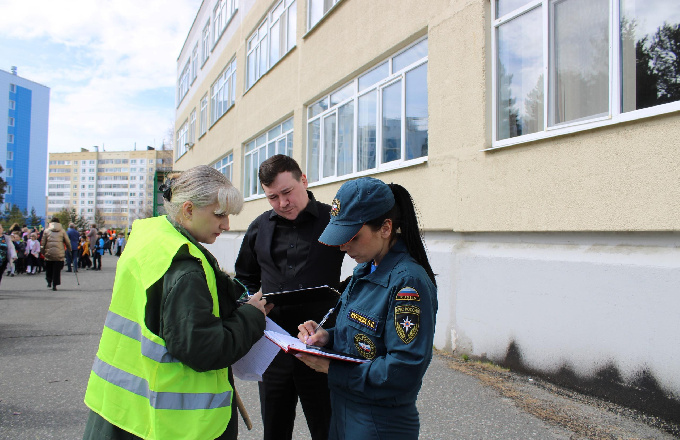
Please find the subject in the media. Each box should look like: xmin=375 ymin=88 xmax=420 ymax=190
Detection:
xmin=0 ymin=0 xmax=203 ymax=153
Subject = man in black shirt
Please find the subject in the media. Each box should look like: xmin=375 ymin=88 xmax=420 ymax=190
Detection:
xmin=235 ymin=155 xmax=345 ymax=440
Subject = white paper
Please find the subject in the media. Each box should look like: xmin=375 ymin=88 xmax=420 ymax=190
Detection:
xmin=232 ymin=317 xmax=287 ymax=381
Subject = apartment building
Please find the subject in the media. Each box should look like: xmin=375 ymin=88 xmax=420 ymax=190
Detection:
xmin=47 ymin=147 xmax=173 ymax=229
xmin=174 ymin=0 xmax=680 ymax=421
xmin=0 ymin=67 xmax=49 ymax=219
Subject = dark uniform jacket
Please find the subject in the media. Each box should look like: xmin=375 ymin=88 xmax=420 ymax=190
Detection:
xmin=235 ymin=191 xmax=345 ymax=335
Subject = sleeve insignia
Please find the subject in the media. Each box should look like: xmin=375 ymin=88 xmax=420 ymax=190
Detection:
xmin=395 ymin=286 xmax=420 ymax=301
xmin=353 ymin=334 xmax=377 ymax=360
xmin=348 ymin=309 xmax=378 ymax=331
xmin=394 ymin=305 xmax=420 ymax=344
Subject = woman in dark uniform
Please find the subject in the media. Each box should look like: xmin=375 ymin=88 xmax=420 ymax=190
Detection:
xmin=297 ymin=177 xmax=438 ymax=440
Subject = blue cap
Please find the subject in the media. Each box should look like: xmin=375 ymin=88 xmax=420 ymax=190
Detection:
xmin=318 ymin=177 xmax=395 ymax=246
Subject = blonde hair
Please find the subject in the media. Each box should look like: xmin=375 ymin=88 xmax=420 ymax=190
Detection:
xmin=162 ymin=165 xmax=243 ymax=220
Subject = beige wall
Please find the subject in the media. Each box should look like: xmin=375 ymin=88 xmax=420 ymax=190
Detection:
xmin=176 ymin=0 xmax=680 ymax=233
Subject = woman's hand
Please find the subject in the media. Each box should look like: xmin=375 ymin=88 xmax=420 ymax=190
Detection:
xmin=297 ymin=321 xmax=329 ymax=347
xmin=245 ymin=291 xmax=274 ymax=315
xmin=295 ymin=353 xmax=330 ymax=374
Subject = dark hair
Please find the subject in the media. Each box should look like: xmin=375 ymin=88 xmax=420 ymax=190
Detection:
xmin=258 ymin=155 xmax=302 ymax=187
xmin=366 ymin=184 xmax=436 ymax=286
xmin=51 ymin=217 xmax=60 ymax=223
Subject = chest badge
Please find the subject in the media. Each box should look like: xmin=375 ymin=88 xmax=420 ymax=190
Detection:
xmin=394 ymin=305 xmax=420 ymax=344
xmin=395 ymin=286 xmax=420 ymax=301
xmin=354 ymin=334 xmax=377 ymax=360
xmin=348 ymin=309 xmax=378 ymax=331
xmin=331 ymin=198 xmax=341 ymax=217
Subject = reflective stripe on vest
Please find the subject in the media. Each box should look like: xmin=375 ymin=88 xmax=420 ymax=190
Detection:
xmin=104 ymin=310 xmax=180 ymax=363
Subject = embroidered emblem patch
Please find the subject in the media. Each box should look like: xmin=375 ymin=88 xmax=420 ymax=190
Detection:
xmin=394 ymin=305 xmax=420 ymax=344
xmin=331 ymin=198 xmax=341 ymax=216
xmin=348 ymin=309 xmax=378 ymax=331
xmin=354 ymin=334 xmax=377 ymax=360
xmin=395 ymin=286 xmax=420 ymax=301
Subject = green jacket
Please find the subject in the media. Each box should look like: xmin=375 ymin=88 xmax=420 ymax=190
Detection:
xmin=83 ymin=217 xmax=265 ymax=440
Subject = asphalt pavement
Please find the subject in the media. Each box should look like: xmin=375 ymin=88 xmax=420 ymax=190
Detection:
xmin=0 ymin=256 xmax=676 ymax=439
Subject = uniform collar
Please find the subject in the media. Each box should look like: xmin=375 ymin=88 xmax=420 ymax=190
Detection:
xmin=354 ymin=238 xmax=408 ymax=287
xmin=268 ymin=190 xmax=320 ymax=221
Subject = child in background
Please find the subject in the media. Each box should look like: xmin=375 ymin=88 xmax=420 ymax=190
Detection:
xmin=80 ymin=237 xmax=92 ymax=270
xmin=92 ymin=232 xmax=104 ymax=271
xmin=26 ymin=232 xmax=40 ymax=274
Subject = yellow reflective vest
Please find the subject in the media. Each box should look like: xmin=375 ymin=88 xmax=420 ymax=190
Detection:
xmin=84 ymin=216 xmax=232 ymax=440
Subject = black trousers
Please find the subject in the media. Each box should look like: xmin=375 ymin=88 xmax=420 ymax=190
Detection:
xmin=45 ymin=261 xmax=64 ymax=287
xmin=258 ymin=351 xmax=332 ymax=440
xmin=0 ymin=260 xmax=7 ymax=286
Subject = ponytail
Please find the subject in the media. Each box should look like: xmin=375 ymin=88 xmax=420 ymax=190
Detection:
xmin=366 ymin=184 xmax=437 ymax=286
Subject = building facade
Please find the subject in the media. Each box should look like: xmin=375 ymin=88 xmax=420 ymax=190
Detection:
xmin=0 ymin=67 xmax=50 ymax=220
xmin=175 ymin=0 xmax=680 ymax=422
xmin=47 ymin=148 xmax=173 ymax=230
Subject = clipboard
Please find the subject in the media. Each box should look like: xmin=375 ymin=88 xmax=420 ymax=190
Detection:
xmin=264 ymin=330 xmax=369 ymax=364
xmin=240 ymin=285 xmax=341 ymax=306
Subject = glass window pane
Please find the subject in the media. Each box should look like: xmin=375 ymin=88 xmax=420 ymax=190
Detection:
xmin=382 ymin=81 xmax=402 ymax=164
xmin=308 ymin=97 xmax=328 ymax=118
xmin=270 ymin=19 xmax=281 ymax=66
xmin=497 ymin=7 xmax=544 ymax=140
xmin=268 ymin=125 xmax=282 ymax=139
xmin=405 ymin=63 xmax=428 ymax=159
xmin=278 ymin=138 xmax=287 ymax=155
xmin=331 ymin=83 xmax=354 ymax=106
xmin=287 ymin=1 xmax=297 ymax=51
xmin=282 ymin=117 xmax=294 ymax=132
xmin=244 ymin=154 xmax=252 ymax=196
xmin=286 ymin=132 xmax=293 ymax=156
xmin=259 ymin=35 xmax=268 ymax=76
xmin=247 ymin=51 xmax=256 ymax=88
xmin=323 ymin=113 xmax=337 ymax=178
xmin=359 ymin=62 xmax=389 ymax=91
xmin=337 ymin=101 xmax=354 ymax=176
xmin=268 ymin=141 xmax=276 ymax=157
xmin=256 ymin=134 xmax=267 ymax=147
xmin=551 ymin=0 xmax=609 ymax=125
xmin=496 ymin=0 xmax=533 ymax=18
xmin=358 ymin=90 xmax=377 ymax=172
xmin=393 ymin=39 xmax=428 ymax=72
xmin=621 ymin=0 xmax=680 ymax=112
xmin=308 ymin=120 xmax=321 ymax=182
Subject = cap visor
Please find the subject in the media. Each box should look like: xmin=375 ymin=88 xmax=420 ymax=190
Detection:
xmin=318 ymin=223 xmax=362 ymax=246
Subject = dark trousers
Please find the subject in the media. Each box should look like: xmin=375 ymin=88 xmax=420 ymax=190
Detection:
xmin=0 ymin=260 xmax=7 ymax=285
xmin=66 ymin=250 xmax=78 ymax=271
xmin=45 ymin=261 xmax=64 ymax=287
xmin=258 ymin=351 xmax=332 ymax=440
xmin=92 ymin=253 xmax=101 ymax=270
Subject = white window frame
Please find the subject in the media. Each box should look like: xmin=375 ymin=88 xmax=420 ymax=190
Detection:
xmin=243 ymin=117 xmax=294 ymax=199
xmin=201 ymin=19 xmax=211 ymax=66
xmin=307 ymin=0 xmax=340 ymax=31
xmin=9 ymin=84 xmax=16 ymax=93
xmin=213 ymin=152 xmax=234 ymax=181
xmin=176 ymin=120 xmax=189 ymax=159
xmin=9 ymin=100 xmax=15 ymax=110
xmin=490 ymin=0 xmax=680 ymax=150
xmin=8 ymin=134 xmax=14 ymax=144
xmin=189 ymin=109 xmax=197 ymax=145
xmin=191 ymin=43 xmax=199 ymax=84
xmin=8 ymin=117 xmax=14 ymax=127
xmin=246 ymin=0 xmax=297 ymax=90
xmin=306 ymin=38 xmax=429 ymax=185
xmin=213 ymin=0 xmax=238 ymax=47
xmin=199 ymin=94 xmax=209 ymax=137
xmin=7 ymin=151 xmax=13 ymax=160
xmin=210 ymin=57 xmax=237 ymax=125
xmin=177 ymin=60 xmax=191 ymax=105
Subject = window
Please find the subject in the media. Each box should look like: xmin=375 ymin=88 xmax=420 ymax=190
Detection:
xmin=492 ymin=0 xmax=680 ymax=147
xmin=7 ymin=168 xmax=12 ymax=177
xmin=6 ymin=185 xmax=11 ymax=195
xmin=213 ymin=153 xmax=234 ymax=181
xmin=246 ymin=0 xmax=297 ymax=89
xmin=213 ymin=0 xmax=238 ymax=46
xmin=211 ymin=58 xmax=237 ymax=125
xmin=178 ymin=60 xmax=191 ymax=104
xmin=307 ymin=38 xmax=428 ymax=184
xmin=191 ymin=44 xmax=199 ymax=84
xmin=189 ymin=109 xmax=197 ymax=144
xmin=8 ymin=117 xmax=14 ymax=126
xmin=202 ymin=20 xmax=211 ymax=65
xmin=7 ymin=151 xmax=13 ymax=160
xmin=9 ymin=84 xmax=16 ymax=93
xmin=308 ymin=0 xmax=340 ymax=30
xmin=9 ymin=100 xmax=15 ymax=110
xmin=8 ymin=134 xmax=14 ymax=144
xmin=199 ymin=94 xmax=209 ymax=136
xmin=176 ymin=120 xmax=189 ymax=158
xmin=243 ymin=117 xmax=294 ymax=198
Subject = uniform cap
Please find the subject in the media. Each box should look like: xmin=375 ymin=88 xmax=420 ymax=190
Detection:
xmin=318 ymin=177 xmax=395 ymax=246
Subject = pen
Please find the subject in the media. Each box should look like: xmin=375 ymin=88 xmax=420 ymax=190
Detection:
xmin=306 ymin=306 xmax=335 ymax=344
xmin=234 ymin=278 xmax=251 ymax=303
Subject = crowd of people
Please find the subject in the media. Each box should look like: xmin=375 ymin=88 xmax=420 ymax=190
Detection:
xmin=0 ymin=221 xmax=126 ymax=289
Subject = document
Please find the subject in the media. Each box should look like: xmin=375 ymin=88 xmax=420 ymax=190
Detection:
xmin=232 ymin=318 xmax=285 ymax=381
xmin=264 ymin=330 xmax=369 ymax=364
xmin=238 ymin=285 xmax=341 ymax=306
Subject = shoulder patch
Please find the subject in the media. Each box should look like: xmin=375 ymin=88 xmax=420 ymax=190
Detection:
xmin=354 ymin=334 xmax=377 ymax=360
xmin=394 ymin=304 xmax=420 ymax=344
xmin=395 ymin=286 xmax=420 ymax=301
xmin=348 ymin=309 xmax=378 ymax=331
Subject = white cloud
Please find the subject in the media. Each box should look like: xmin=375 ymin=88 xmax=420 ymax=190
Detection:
xmin=0 ymin=0 xmax=202 ymax=152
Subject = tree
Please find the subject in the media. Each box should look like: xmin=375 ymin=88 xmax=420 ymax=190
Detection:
xmin=4 ymin=204 xmax=25 ymax=230
xmin=94 ymin=209 xmax=106 ymax=229
xmin=648 ymin=22 xmax=680 ymax=104
xmin=26 ymin=207 xmax=42 ymax=228
xmin=0 ymin=165 xmax=6 ymax=204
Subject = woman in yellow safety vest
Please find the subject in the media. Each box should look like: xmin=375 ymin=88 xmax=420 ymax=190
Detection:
xmin=83 ymin=165 xmax=272 ymax=440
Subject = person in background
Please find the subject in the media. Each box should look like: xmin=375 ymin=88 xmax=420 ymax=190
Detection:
xmin=79 ymin=237 xmax=92 ymax=270
xmin=297 ymin=177 xmax=438 ymax=440
xmin=11 ymin=231 xmax=26 ymax=275
xmin=82 ymin=165 xmax=272 ymax=440
xmin=235 ymin=155 xmax=345 ymax=440
xmin=41 ymin=217 xmax=72 ymax=291
xmin=26 ymin=232 xmax=41 ymax=275
xmin=66 ymin=223 xmax=80 ymax=273
xmin=0 ymin=224 xmax=17 ymax=287
xmin=115 ymin=233 xmax=126 ymax=256
xmin=92 ymin=232 xmax=104 ymax=271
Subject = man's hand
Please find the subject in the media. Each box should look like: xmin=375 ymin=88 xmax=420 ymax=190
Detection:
xmin=245 ymin=291 xmax=274 ymax=315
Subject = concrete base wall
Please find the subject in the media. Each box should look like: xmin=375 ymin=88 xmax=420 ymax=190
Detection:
xmin=208 ymin=230 xmax=680 ymax=420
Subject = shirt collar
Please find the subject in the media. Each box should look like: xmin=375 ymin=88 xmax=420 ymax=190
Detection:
xmin=355 ymin=239 xmax=409 ymax=287
xmin=268 ymin=190 xmax=319 ymax=221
